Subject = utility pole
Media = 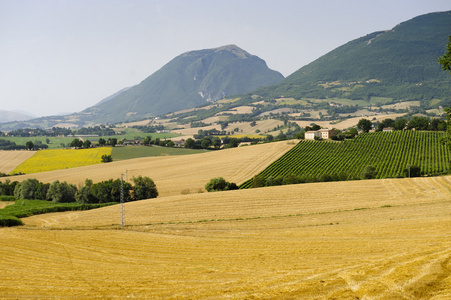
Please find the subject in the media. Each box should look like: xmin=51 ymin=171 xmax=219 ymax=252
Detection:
xmin=120 ymin=173 xmax=125 ymax=227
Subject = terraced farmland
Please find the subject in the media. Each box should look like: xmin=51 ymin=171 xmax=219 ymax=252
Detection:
xmin=2 ymin=176 xmax=450 ymax=298
xmin=241 ymin=131 xmax=450 ymax=188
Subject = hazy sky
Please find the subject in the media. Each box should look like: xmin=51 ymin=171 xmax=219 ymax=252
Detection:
xmin=1 ymin=0 xmax=450 ymax=117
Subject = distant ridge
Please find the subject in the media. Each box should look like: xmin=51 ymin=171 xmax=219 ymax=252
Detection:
xmin=0 ymin=110 xmax=34 ymax=123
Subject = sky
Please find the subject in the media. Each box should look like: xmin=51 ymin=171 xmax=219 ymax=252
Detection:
xmin=1 ymin=0 xmax=450 ymax=117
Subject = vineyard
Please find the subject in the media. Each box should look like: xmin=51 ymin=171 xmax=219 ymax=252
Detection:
xmin=240 ymin=131 xmax=450 ymax=188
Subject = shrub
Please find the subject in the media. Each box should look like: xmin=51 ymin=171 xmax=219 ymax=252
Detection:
xmin=131 ymin=176 xmax=158 ymax=200
xmin=101 ymin=154 xmax=113 ymax=163
xmin=14 ymin=179 xmax=49 ymax=200
xmin=46 ymin=180 xmax=77 ymax=203
xmin=361 ymin=165 xmax=378 ymax=179
xmin=403 ymin=165 xmax=422 ymax=178
xmin=205 ymin=177 xmax=238 ymax=192
xmin=0 ymin=215 xmax=23 ymax=227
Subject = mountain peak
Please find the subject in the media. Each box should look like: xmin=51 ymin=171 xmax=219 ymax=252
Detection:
xmin=182 ymin=44 xmax=251 ymax=59
xmin=213 ymin=44 xmax=251 ymax=59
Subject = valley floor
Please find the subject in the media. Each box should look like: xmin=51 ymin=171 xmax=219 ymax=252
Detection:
xmin=1 ymin=176 xmax=450 ymax=299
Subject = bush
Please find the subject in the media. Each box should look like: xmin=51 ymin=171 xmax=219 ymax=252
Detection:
xmin=14 ymin=179 xmax=49 ymax=200
xmin=0 ymin=179 xmax=19 ymax=196
xmin=101 ymin=154 xmax=113 ymax=163
xmin=131 ymin=176 xmax=158 ymax=200
xmin=0 ymin=215 xmax=23 ymax=227
xmin=403 ymin=165 xmax=422 ymax=177
xmin=46 ymin=180 xmax=77 ymax=203
xmin=0 ymin=195 xmax=15 ymax=201
xmin=205 ymin=177 xmax=238 ymax=192
xmin=361 ymin=165 xmax=378 ymax=179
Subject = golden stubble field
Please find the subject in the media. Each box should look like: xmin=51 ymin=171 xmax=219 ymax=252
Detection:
xmin=1 ymin=176 xmax=450 ymax=299
xmin=2 ymin=140 xmax=296 ymax=197
xmin=0 ymin=150 xmax=35 ymax=174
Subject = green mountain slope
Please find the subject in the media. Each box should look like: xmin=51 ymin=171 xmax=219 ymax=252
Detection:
xmin=256 ymin=11 xmax=451 ymax=106
xmin=83 ymin=45 xmax=284 ymax=123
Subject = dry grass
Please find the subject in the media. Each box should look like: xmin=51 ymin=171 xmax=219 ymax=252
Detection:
xmin=2 ymin=141 xmax=295 ymax=197
xmin=2 ymin=176 xmax=450 ymax=298
xmin=218 ymin=105 xmax=255 ymax=115
xmin=0 ymin=150 xmax=36 ymax=174
xmin=293 ymin=113 xmax=407 ymax=130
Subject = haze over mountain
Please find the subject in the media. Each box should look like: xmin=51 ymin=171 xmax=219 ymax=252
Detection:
xmin=81 ymin=45 xmax=284 ymax=124
xmin=256 ymin=11 xmax=451 ymax=107
xmin=0 ymin=110 xmax=34 ymax=123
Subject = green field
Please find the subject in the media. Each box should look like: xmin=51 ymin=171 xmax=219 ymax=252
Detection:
xmin=240 ymin=130 xmax=450 ymax=188
xmin=0 ymin=200 xmax=116 ymax=227
xmin=111 ymin=145 xmax=207 ymax=161
xmin=2 ymin=131 xmax=181 ymax=150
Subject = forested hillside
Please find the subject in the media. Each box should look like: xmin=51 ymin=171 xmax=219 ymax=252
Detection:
xmin=255 ymin=11 xmax=451 ymax=107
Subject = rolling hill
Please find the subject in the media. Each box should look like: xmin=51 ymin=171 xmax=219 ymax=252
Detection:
xmin=2 ymin=176 xmax=450 ymax=298
xmin=256 ymin=10 xmax=451 ymax=107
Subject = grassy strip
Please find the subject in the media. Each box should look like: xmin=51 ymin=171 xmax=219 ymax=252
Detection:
xmin=0 ymin=200 xmax=117 ymax=227
xmin=112 ymin=146 xmax=207 ymax=161
xmin=0 ymin=195 xmax=15 ymax=201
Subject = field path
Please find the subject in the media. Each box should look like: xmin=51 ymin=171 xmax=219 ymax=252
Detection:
xmin=2 ymin=140 xmax=295 ymax=197
xmin=0 ymin=150 xmax=35 ymax=174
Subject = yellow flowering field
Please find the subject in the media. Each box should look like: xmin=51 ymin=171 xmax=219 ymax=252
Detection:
xmin=10 ymin=147 xmax=112 ymax=175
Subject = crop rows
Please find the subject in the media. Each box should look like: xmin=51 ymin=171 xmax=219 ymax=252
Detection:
xmin=240 ymin=131 xmax=450 ymax=188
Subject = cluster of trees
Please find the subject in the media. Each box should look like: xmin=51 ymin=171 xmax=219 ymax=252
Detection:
xmin=3 ymin=126 xmax=116 ymax=138
xmin=205 ymin=177 xmax=238 ymax=192
xmin=0 ymin=139 xmax=26 ymax=150
xmin=0 ymin=176 xmax=158 ymax=203
xmin=251 ymin=172 xmax=354 ymax=188
xmin=131 ymin=125 xmax=165 ymax=133
xmin=358 ymin=116 xmax=447 ymax=133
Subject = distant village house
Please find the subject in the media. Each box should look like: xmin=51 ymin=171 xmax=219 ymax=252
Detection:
xmin=305 ymin=128 xmax=337 ymax=140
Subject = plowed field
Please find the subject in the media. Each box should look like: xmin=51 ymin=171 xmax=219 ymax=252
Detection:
xmin=1 ymin=176 xmax=450 ymax=298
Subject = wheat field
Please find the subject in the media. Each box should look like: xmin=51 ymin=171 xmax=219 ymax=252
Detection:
xmin=1 ymin=176 xmax=450 ymax=298
xmin=2 ymin=141 xmax=296 ymax=197
xmin=0 ymin=150 xmax=36 ymax=174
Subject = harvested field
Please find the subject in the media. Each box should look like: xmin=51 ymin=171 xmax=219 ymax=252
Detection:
xmin=2 ymin=141 xmax=296 ymax=197
xmin=0 ymin=150 xmax=36 ymax=174
xmin=2 ymin=176 xmax=450 ymax=298
xmin=293 ymin=113 xmax=407 ymax=130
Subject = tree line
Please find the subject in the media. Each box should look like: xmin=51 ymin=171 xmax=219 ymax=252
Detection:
xmin=0 ymin=176 xmax=158 ymax=203
xmin=1 ymin=126 xmax=116 ymax=138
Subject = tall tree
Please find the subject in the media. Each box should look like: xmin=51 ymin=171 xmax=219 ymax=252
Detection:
xmin=357 ymin=119 xmax=372 ymax=133
xmin=25 ymin=141 xmax=34 ymax=150
xmin=438 ymin=35 xmax=451 ymax=74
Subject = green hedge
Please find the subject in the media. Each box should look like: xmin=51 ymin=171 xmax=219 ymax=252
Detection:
xmin=0 ymin=195 xmax=15 ymax=201
xmin=0 ymin=215 xmax=23 ymax=227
